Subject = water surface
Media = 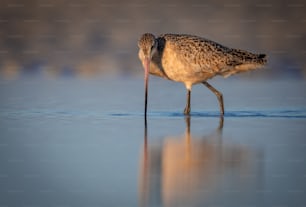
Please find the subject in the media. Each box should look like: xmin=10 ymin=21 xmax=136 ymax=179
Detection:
xmin=0 ymin=77 xmax=306 ymax=206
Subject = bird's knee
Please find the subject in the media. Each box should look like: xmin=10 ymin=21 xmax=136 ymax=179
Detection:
xmin=218 ymin=92 xmax=223 ymax=99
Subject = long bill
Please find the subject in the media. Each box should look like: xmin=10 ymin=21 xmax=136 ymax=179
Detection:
xmin=144 ymin=57 xmax=150 ymax=118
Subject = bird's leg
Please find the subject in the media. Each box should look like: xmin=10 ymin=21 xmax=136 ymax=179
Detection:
xmin=184 ymin=89 xmax=191 ymax=115
xmin=202 ymin=82 xmax=224 ymax=116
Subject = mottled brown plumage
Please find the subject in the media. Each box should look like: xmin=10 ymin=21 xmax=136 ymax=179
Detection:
xmin=138 ymin=33 xmax=267 ymax=116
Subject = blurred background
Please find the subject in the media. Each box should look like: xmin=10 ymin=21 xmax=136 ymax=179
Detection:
xmin=1 ymin=1 xmax=306 ymax=206
xmin=0 ymin=0 xmax=305 ymax=79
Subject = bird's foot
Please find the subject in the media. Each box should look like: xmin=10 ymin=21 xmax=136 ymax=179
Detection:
xmin=184 ymin=107 xmax=191 ymax=115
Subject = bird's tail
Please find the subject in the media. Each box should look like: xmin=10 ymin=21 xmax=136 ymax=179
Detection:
xmin=251 ymin=53 xmax=267 ymax=65
xmin=221 ymin=50 xmax=267 ymax=77
xmin=231 ymin=48 xmax=267 ymax=65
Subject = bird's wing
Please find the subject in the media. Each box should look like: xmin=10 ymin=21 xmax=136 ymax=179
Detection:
xmin=161 ymin=34 xmax=238 ymax=73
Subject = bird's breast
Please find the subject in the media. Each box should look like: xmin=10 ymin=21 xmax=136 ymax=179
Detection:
xmin=160 ymin=44 xmax=214 ymax=84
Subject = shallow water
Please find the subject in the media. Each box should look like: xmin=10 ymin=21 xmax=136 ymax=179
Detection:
xmin=0 ymin=77 xmax=306 ymax=206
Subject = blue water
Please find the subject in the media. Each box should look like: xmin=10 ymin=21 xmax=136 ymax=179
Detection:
xmin=0 ymin=77 xmax=306 ymax=206
xmin=2 ymin=108 xmax=306 ymax=119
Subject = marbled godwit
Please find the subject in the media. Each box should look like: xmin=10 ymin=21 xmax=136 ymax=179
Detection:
xmin=138 ymin=33 xmax=267 ymax=116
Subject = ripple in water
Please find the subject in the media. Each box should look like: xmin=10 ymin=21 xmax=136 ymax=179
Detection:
xmin=111 ymin=109 xmax=306 ymax=118
xmin=1 ymin=109 xmax=306 ymax=119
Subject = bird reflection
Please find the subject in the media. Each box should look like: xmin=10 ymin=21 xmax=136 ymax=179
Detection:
xmin=139 ymin=117 xmax=261 ymax=207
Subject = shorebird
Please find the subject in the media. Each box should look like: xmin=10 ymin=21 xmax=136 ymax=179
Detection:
xmin=138 ymin=33 xmax=267 ymax=116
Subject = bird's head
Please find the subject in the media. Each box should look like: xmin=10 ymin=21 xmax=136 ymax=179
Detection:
xmin=138 ymin=33 xmax=157 ymax=118
xmin=138 ymin=33 xmax=157 ymax=60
